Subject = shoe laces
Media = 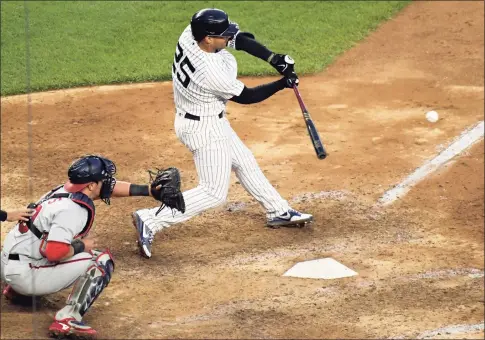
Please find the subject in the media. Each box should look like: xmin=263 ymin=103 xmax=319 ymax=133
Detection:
xmin=146 ymin=229 xmax=154 ymax=244
xmin=69 ymin=320 xmax=87 ymax=326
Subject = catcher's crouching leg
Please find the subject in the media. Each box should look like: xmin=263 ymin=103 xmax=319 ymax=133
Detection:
xmin=48 ymin=250 xmax=115 ymax=339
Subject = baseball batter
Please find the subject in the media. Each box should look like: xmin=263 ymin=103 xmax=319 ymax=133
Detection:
xmin=133 ymin=8 xmax=313 ymax=259
xmin=0 ymin=155 xmax=183 ymax=339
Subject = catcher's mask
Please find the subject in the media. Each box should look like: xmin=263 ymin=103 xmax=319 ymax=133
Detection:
xmin=64 ymin=155 xmax=117 ymax=205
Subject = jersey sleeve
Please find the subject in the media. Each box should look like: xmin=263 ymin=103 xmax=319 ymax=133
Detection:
xmin=203 ymin=55 xmax=245 ymax=100
xmin=47 ymin=203 xmax=87 ymax=244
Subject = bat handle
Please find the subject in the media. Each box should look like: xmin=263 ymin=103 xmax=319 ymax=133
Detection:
xmin=292 ymin=85 xmax=306 ymax=112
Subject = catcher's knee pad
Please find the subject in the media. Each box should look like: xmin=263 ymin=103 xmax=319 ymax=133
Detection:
xmin=92 ymin=249 xmax=115 ymax=284
xmin=66 ymin=249 xmax=114 ymax=317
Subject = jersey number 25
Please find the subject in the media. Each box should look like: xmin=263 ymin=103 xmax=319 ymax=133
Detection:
xmin=173 ymin=43 xmax=195 ymax=88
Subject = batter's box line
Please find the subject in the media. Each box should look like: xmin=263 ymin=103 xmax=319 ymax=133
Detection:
xmin=390 ymin=321 xmax=485 ymax=339
xmin=377 ymin=120 xmax=484 ymax=206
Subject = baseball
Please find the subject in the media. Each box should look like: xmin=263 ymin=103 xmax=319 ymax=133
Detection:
xmin=425 ymin=110 xmax=439 ymax=123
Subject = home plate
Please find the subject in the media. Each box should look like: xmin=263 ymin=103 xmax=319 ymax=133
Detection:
xmin=283 ymin=258 xmax=358 ymax=279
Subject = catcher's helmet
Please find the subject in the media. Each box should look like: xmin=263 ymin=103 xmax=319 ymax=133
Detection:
xmin=64 ymin=154 xmax=117 ymax=205
xmin=190 ymin=8 xmax=239 ymax=42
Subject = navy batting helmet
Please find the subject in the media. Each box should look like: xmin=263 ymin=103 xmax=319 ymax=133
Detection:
xmin=190 ymin=8 xmax=239 ymax=42
xmin=64 ymin=154 xmax=117 ymax=204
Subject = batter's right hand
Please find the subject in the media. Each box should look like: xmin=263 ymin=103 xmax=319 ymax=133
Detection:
xmin=283 ymin=74 xmax=299 ymax=88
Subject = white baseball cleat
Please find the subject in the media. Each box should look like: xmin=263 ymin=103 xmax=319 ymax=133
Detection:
xmin=267 ymin=209 xmax=313 ymax=228
xmin=132 ymin=212 xmax=153 ymax=258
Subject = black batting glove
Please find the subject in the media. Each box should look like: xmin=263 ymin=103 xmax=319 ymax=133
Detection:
xmin=278 ymin=74 xmax=299 ymax=89
xmin=269 ymin=54 xmax=296 ymax=78
xmin=283 ymin=74 xmax=299 ymax=88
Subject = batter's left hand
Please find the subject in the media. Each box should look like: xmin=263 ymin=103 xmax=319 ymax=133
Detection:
xmin=269 ymin=54 xmax=296 ymax=78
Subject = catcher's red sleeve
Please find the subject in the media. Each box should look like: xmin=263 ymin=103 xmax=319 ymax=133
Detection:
xmin=45 ymin=241 xmax=70 ymax=262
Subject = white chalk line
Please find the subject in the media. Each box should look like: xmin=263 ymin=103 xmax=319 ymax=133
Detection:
xmin=378 ymin=121 xmax=484 ymax=205
xmin=416 ymin=322 xmax=484 ymax=339
xmin=391 ymin=322 xmax=484 ymax=339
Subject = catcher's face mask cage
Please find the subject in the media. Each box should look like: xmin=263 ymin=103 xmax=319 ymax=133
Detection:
xmin=99 ymin=158 xmax=117 ymax=205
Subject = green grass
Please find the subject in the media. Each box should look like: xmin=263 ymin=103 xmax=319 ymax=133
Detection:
xmin=1 ymin=1 xmax=409 ymax=96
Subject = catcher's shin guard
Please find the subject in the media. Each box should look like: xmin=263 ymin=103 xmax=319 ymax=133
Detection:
xmin=59 ymin=250 xmax=115 ymax=320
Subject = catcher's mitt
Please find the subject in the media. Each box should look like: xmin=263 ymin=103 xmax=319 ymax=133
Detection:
xmin=148 ymin=167 xmax=186 ymax=216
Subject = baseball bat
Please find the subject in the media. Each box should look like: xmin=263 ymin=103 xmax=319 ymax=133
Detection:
xmin=292 ymin=86 xmax=327 ymax=159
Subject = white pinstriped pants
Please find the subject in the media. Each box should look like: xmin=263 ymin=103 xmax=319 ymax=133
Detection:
xmin=136 ymin=111 xmax=290 ymax=233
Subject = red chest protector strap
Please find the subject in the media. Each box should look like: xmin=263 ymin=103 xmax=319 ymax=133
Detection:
xmin=26 ymin=187 xmax=96 ymax=240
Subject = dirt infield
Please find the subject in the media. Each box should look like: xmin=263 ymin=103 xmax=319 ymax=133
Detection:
xmin=1 ymin=1 xmax=483 ymax=339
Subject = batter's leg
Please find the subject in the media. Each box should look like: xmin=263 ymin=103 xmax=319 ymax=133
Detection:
xmin=224 ymin=119 xmax=289 ymax=217
xmin=225 ymin=119 xmax=313 ymax=227
xmin=134 ymin=137 xmax=232 ymax=258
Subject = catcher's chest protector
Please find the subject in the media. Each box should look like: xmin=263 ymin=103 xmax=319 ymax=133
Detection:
xmin=28 ymin=186 xmax=96 ymax=240
xmin=67 ymin=193 xmax=96 ymax=238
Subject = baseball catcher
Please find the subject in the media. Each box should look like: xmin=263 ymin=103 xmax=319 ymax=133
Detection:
xmin=0 ymin=155 xmax=184 ymax=339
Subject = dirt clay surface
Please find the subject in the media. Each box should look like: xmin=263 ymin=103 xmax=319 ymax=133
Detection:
xmin=1 ymin=2 xmax=484 ymax=339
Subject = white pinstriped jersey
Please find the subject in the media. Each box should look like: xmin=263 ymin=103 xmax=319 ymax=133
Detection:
xmin=172 ymin=25 xmax=245 ymax=117
xmin=135 ymin=24 xmax=292 ymax=236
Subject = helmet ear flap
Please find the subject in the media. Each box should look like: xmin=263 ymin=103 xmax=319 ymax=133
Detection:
xmin=191 ymin=21 xmax=205 ymax=42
